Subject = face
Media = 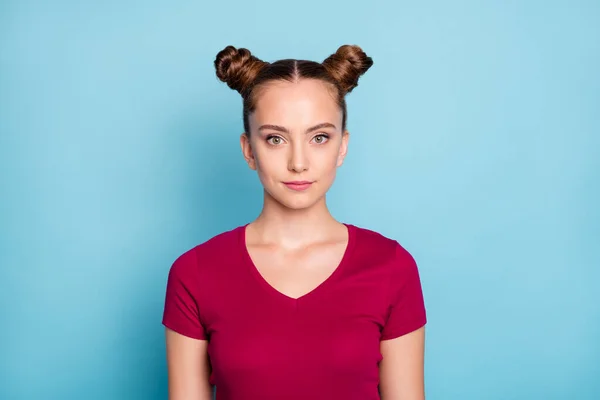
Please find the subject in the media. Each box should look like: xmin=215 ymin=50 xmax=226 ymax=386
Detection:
xmin=240 ymin=78 xmax=349 ymax=211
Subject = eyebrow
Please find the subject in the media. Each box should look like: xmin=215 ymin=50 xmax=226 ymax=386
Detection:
xmin=257 ymin=122 xmax=337 ymax=134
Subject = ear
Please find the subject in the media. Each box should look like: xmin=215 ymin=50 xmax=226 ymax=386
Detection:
xmin=336 ymin=130 xmax=350 ymax=167
xmin=240 ymin=132 xmax=257 ymax=170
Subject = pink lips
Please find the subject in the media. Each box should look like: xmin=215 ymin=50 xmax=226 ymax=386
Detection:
xmin=283 ymin=181 xmax=313 ymax=191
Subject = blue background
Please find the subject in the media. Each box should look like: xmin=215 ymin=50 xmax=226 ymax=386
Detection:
xmin=1 ymin=1 xmax=599 ymax=399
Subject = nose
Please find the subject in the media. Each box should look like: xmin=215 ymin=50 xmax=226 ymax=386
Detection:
xmin=288 ymin=142 xmax=308 ymax=173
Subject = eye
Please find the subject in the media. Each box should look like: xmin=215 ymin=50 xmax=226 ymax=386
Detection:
xmin=266 ymin=135 xmax=284 ymax=145
xmin=312 ymin=134 xmax=329 ymax=144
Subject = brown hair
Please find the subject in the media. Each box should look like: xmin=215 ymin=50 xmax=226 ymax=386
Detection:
xmin=214 ymin=45 xmax=373 ymax=133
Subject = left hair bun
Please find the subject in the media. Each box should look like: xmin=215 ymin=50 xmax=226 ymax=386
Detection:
xmin=214 ymin=46 xmax=268 ymax=96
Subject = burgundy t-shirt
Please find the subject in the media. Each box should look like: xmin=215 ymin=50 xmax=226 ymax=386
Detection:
xmin=162 ymin=223 xmax=427 ymax=400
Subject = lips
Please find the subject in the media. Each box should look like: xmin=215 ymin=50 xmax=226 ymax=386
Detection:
xmin=283 ymin=181 xmax=313 ymax=191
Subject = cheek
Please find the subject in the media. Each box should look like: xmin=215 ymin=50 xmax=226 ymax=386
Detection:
xmin=253 ymin=148 xmax=281 ymax=178
xmin=318 ymin=144 xmax=343 ymax=169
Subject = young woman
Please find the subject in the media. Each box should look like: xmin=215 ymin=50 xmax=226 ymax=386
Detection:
xmin=162 ymin=44 xmax=427 ymax=400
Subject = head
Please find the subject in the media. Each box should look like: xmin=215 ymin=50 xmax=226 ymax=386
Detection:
xmin=214 ymin=45 xmax=373 ymax=211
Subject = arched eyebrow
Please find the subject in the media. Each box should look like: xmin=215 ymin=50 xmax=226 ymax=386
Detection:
xmin=258 ymin=122 xmax=337 ymax=134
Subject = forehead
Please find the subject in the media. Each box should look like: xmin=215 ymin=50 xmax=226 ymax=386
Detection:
xmin=250 ymin=79 xmax=342 ymax=130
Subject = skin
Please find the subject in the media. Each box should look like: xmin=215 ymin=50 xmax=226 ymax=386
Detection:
xmin=166 ymin=77 xmax=425 ymax=400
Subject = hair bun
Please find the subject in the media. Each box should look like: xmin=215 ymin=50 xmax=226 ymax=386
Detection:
xmin=322 ymin=45 xmax=373 ymax=94
xmin=214 ymin=46 xmax=268 ymax=96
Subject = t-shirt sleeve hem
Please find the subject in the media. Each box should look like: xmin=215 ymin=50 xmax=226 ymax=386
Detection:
xmin=380 ymin=316 xmax=427 ymax=341
xmin=162 ymin=319 xmax=207 ymax=340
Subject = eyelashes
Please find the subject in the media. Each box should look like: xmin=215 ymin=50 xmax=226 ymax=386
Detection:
xmin=265 ymin=134 xmax=330 ymax=146
xmin=265 ymin=135 xmax=283 ymax=145
xmin=312 ymin=134 xmax=329 ymax=144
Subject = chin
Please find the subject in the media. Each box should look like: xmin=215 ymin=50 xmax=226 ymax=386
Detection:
xmin=265 ymin=188 xmax=325 ymax=211
xmin=277 ymin=195 xmax=320 ymax=211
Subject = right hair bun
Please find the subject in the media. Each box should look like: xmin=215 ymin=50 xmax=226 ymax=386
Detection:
xmin=322 ymin=45 xmax=373 ymax=94
xmin=214 ymin=46 xmax=268 ymax=96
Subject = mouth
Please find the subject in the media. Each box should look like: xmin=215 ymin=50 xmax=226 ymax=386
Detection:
xmin=283 ymin=181 xmax=314 ymax=191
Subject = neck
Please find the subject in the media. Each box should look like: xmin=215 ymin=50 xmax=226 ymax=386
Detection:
xmin=250 ymin=190 xmax=341 ymax=248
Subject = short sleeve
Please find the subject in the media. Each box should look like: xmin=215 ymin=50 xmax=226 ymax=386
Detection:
xmin=161 ymin=250 xmax=207 ymax=340
xmin=380 ymin=242 xmax=427 ymax=340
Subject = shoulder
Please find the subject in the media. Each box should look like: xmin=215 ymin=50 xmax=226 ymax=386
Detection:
xmin=350 ymin=223 xmax=418 ymax=275
xmin=350 ymin=223 xmax=412 ymax=259
xmin=169 ymin=225 xmax=243 ymax=278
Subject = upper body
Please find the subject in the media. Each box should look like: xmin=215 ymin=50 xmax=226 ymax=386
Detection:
xmin=163 ymin=44 xmax=427 ymax=399
xmin=163 ymin=223 xmax=426 ymax=400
